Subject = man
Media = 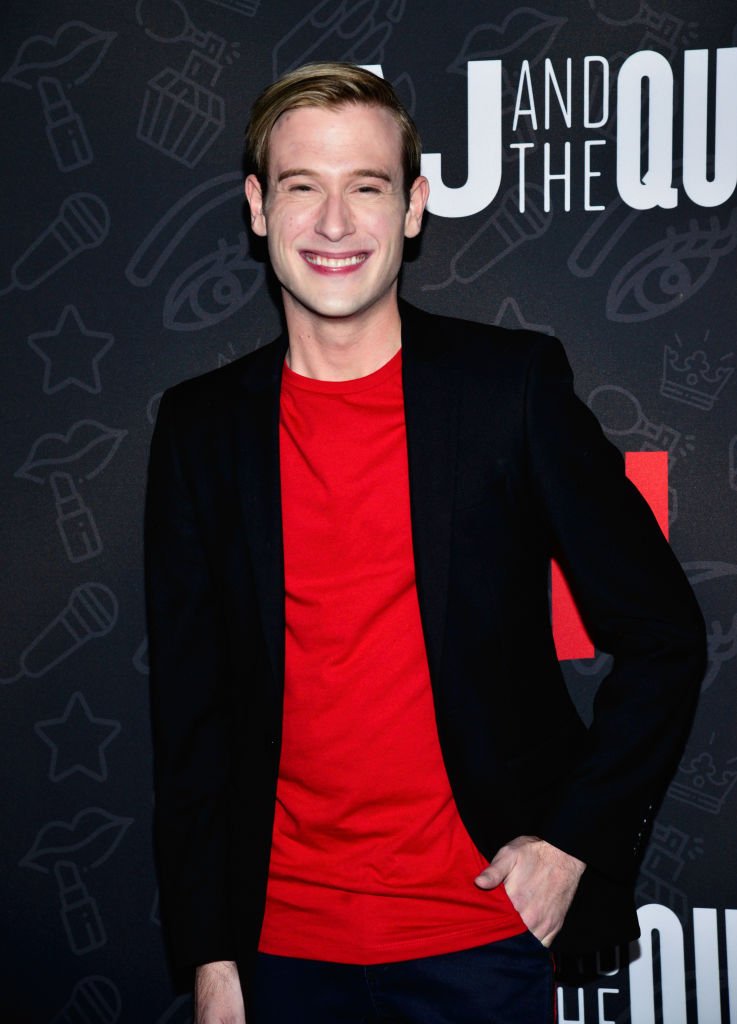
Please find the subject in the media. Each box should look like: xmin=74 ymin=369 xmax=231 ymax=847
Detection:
xmin=145 ymin=63 xmax=706 ymax=1023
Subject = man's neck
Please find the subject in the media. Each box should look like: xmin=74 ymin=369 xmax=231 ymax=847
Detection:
xmin=283 ymin=297 xmax=402 ymax=381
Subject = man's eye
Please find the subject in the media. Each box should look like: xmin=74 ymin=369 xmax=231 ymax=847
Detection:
xmin=356 ymin=185 xmax=381 ymax=193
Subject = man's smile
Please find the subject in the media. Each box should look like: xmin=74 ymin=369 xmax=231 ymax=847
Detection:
xmin=301 ymin=251 xmax=370 ymax=271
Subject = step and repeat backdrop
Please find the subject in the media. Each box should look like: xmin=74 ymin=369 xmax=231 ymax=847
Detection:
xmin=2 ymin=1 xmax=736 ymax=1021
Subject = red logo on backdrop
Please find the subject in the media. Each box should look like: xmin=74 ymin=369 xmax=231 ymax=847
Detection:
xmin=552 ymin=451 xmax=669 ymax=660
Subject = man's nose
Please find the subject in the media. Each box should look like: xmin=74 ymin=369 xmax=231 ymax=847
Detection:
xmin=314 ymin=192 xmax=355 ymax=240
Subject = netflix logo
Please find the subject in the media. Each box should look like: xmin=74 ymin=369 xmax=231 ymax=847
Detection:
xmin=553 ymin=451 xmax=669 ymax=660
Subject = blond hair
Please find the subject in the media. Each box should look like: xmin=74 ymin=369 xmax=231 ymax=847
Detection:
xmin=245 ymin=62 xmax=422 ymax=202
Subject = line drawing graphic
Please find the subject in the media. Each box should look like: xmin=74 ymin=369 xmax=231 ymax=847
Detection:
xmin=606 ymin=209 xmax=737 ymax=323
xmin=135 ymin=0 xmax=240 ymax=168
xmin=28 ymin=306 xmax=113 ymax=395
xmin=205 ymin=0 xmax=260 ymax=14
xmin=660 ymin=335 xmax=733 ymax=412
xmin=20 ymin=807 xmax=133 ymax=873
xmin=424 ymin=184 xmax=551 ymax=290
xmin=125 ymin=172 xmax=243 ymax=287
xmin=493 ymin=296 xmax=553 ymax=334
xmin=155 ymin=993 xmax=193 ymax=1024
xmin=588 ymin=385 xmax=694 ymax=464
xmin=670 ymin=742 xmax=737 ymax=815
xmin=163 ymin=234 xmax=264 ymax=331
xmin=50 ymin=472 xmax=104 ymax=563
xmin=2 ymin=21 xmax=117 ymax=90
xmin=38 ymin=76 xmax=93 ymax=171
xmin=133 ymin=637 xmax=149 ymax=676
xmin=448 ymin=7 xmax=567 ymax=104
xmin=136 ymin=0 xmax=240 ymax=55
xmin=55 ymin=860 xmax=107 ymax=954
xmin=1 ymin=194 xmax=110 ymax=297
xmin=35 ymin=692 xmax=121 ymax=782
xmin=16 ymin=420 xmax=127 ymax=484
xmin=272 ymin=0 xmax=406 ymax=78
xmin=568 ymin=196 xmax=641 ymax=279
xmin=49 ymin=976 xmax=121 ymax=1024
xmin=1 ymin=584 xmax=118 ymax=684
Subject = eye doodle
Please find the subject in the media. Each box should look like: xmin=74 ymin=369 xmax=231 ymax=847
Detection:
xmin=606 ymin=209 xmax=737 ymax=323
xmin=163 ymin=235 xmax=264 ymax=332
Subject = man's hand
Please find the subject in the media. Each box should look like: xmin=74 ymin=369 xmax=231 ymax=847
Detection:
xmin=475 ymin=836 xmax=586 ymax=947
xmin=194 ymin=960 xmax=245 ymax=1024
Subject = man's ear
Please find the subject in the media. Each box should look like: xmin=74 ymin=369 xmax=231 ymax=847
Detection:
xmin=245 ymin=174 xmax=267 ymax=237
xmin=404 ymin=175 xmax=430 ymax=239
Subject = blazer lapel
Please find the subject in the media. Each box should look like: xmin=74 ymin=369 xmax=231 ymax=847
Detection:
xmin=401 ymin=302 xmax=459 ymax=686
xmin=227 ymin=304 xmax=458 ymax=694
xmin=231 ymin=334 xmax=288 ymax=694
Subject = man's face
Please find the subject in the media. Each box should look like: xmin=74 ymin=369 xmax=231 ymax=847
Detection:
xmin=245 ymin=103 xmax=428 ymax=327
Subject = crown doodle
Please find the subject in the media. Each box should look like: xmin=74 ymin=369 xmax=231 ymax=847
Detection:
xmin=669 ymin=748 xmax=737 ymax=814
xmin=661 ymin=342 xmax=734 ymax=411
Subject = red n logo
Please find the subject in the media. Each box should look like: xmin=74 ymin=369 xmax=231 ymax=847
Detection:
xmin=552 ymin=451 xmax=670 ymax=660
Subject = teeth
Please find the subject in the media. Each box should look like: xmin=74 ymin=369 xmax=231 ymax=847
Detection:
xmin=304 ymin=253 xmax=367 ymax=268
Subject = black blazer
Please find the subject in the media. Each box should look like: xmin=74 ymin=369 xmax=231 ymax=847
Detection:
xmin=145 ymin=302 xmax=705 ymax=975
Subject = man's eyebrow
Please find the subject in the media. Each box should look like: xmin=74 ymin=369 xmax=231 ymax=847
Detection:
xmin=351 ymin=168 xmax=392 ymax=182
xmin=276 ymin=168 xmax=313 ymax=182
xmin=275 ymin=168 xmax=393 ymax=183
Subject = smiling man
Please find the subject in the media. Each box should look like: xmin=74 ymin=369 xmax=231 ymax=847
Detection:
xmin=145 ymin=63 xmax=705 ymax=1024
xmin=245 ymin=98 xmax=426 ymax=374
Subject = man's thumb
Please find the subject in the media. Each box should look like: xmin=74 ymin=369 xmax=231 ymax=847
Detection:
xmin=474 ymin=860 xmax=504 ymax=890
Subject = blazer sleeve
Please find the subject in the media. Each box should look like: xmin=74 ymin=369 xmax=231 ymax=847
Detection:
xmin=145 ymin=388 xmax=236 ymax=969
xmin=523 ymin=336 xmax=706 ymax=882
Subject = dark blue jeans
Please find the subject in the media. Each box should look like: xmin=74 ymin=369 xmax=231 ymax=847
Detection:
xmin=247 ymin=931 xmax=555 ymax=1023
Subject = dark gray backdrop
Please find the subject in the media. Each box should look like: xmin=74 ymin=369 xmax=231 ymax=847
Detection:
xmin=2 ymin=2 xmax=736 ymax=1021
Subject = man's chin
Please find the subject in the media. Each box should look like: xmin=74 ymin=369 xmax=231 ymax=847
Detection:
xmin=282 ymin=286 xmax=398 ymax=325
xmin=284 ymin=295 xmax=370 ymax=323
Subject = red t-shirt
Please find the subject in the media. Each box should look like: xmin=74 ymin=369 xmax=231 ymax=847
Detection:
xmin=258 ymin=348 xmax=524 ymax=963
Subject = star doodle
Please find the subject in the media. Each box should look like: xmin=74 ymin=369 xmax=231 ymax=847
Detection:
xmin=27 ymin=305 xmax=113 ymax=394
xmin=35 ymin=691 xmax=121 ymax=782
